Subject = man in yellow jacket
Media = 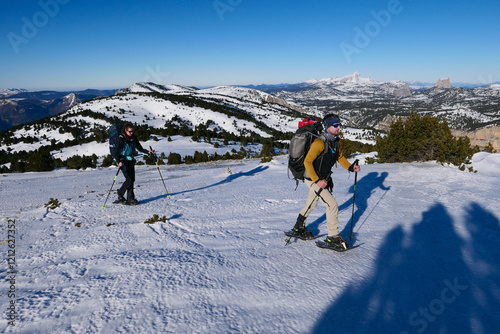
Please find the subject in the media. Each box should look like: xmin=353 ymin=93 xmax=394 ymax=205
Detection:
xmin=291 ymin=114 xmax=361 ymax=250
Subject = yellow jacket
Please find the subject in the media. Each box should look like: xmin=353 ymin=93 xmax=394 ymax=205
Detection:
xmin=304 ymin=137 xmax=351 ymax=182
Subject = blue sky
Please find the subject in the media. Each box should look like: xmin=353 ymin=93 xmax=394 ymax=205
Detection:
xmin=1 ymin=0 xmax=499 ymax=90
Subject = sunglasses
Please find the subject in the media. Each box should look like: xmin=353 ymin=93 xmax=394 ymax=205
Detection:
xmin=126 ymin=129 xmax=134 ymax=133
xmin=332 ymin=123 xmax=341 ymax=128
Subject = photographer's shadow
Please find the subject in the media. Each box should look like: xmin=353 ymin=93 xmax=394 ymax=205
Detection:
xmin=312 ymin=202 xmax=500 ymax=333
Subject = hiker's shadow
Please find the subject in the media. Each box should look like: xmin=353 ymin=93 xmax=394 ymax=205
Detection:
xmin=308 ymin=214 xmax=327 ymax=236
xmin=312 ymin=202 xmax=500 ymax=333
xmin=339 ymin=171 xmax=390 ymax=237
xmin=141 ymin=165 xmax=269 ymax=202
xmin=140 ymin=193 xmax=170 ymax=204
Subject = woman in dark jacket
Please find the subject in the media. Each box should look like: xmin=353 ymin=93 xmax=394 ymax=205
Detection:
xmin=110 ymin=123 xmax=154 ymax=205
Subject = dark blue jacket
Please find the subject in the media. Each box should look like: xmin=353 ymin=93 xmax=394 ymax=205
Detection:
xmin=111 ymin=134 xmax=148 ymax=163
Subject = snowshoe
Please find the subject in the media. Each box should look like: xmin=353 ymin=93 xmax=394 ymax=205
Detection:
xmin=128 ymin=198 xmax=140 ymax=206
xmin=316 ymin=235 xmax=351 ymax=252
xmin=113 ymin=197 xmax=127 ymax=204
xmin=284 ymin=229 xmax=320 ymax=241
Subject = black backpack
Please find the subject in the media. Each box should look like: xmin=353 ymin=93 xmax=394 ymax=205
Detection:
xmin=108 ymin=124 xmax=123 ymax=155
xmin=288 ymin=117 xmax=324 ymax=186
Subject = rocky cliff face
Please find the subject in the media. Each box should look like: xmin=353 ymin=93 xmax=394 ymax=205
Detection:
xmin=392 ymin=82 xmax=411 ymax=97
xmin=452 ymin=126 xmax=500 ymax=151
xmin=434 ymin=78 xmax=452 ymax=89
xmin=376 ymin=114 xmax=406 ymax=132
xmin=260 ymin=92 xmax=312 ymax=115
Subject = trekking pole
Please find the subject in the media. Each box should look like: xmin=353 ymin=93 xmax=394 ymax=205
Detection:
xmin=150 ymin=146 xmax=170 ymax=198
xmin=102 ymin=166 xmax=121 ymax=209
xmin=348 ymin=159 xmax=360 ymax=240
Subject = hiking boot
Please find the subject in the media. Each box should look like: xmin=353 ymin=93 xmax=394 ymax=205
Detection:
xmin=292 ymin=226 xmax=314 ymax=238
xmin=290 ymin=213 xmax=314 ymax=239
xmin=324 ymin=235 xmax=349 ymax=250
xmin=113 ymin=197 xmax=127 ymax=204
xmin=128 ymin=198 xmax=140 ymax=205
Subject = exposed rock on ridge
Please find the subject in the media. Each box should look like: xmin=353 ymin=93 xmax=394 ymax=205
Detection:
xmin=434 ymin=78 xmax=452 ymax=89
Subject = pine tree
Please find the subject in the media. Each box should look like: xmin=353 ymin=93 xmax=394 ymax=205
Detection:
xmin=484 ymin=142 xmax=497 ymax=153
xmin=376 ymin=112 xmax=475 ymax=167
xmin=25 ymin=149 xmax=54 ymax=172
xmin=167 ymin=152 xmax=182 ymax=165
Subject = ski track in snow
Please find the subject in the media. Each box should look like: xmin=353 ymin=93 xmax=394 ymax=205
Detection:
xmin=1 ymin=156 xmax=500 ymax=333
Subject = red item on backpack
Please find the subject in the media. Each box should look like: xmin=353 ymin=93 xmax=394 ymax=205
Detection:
xmin=298 ymin=116 xmax=318 ymax=128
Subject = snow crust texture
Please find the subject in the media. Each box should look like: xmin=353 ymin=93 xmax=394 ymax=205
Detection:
xmin=1 ymin=155 xmax=500 ymax=333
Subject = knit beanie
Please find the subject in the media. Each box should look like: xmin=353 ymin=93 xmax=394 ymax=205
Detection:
xmin=323 ymin=116 xmax=341 ymax=128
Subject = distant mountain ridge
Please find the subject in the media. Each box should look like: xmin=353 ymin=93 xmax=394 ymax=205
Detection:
xmin=3 ymin=73 xmax=498 ymax=132
xmin=245 ymin=72 xmax=412 ymax=99
xmin=0 ymin=83 xmax=318 ymax=167
xmin=0 ymin=88 xmax=29 ymax=97
xmin=2 ymin=73 xmax=500 ymax=151
xmin=242 ymin=74 xmax=498 ymax=93
xmin=244 ymin=73 xmax=500 ymax=135
xmin=0 ymin=89 xmax=117 ymax=130
xmin=2 ymin=79 xmax=500 ymax=171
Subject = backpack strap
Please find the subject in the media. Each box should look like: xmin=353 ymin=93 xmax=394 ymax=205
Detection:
xmin=316 ymin=133 xmax=330 ymax=156
xmin=310 ymin=134 xmax=336 ymax=181
xmin=288 ymin=167 xmax=301 ymax=191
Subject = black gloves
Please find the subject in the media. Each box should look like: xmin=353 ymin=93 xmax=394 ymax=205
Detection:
xmin=348 ymin=159 xmax=360 ymax=172
xmin=327 ymin=178 xmax=334 ymax=192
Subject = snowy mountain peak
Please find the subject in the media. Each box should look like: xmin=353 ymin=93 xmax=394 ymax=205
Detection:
xmin=311 ymin=72 xmax=374 ymax=86
xmin=304 ymin=78 xmax=320 ymax=85
xmin=0 ymin=88 xmax=28 ymax=97
xmin=275 ymin=72 xmax=411 ymax=101
xmin=50 ymin=93 xmax=79 ymax=112
xmin=337 ymin=71 xmax=373 ymax=84
xmin=63 ymin=93 xmax=76 ymax=105
xmin=117 ymin=82 xmax=195 ymax=95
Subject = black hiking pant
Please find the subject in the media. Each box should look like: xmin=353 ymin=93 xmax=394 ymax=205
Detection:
xmin=118 ymin=161 xmax=136 ymax=200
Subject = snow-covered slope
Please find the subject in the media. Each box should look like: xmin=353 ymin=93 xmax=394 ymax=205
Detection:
xmin=77 ymin=83 xmax=312 ymax=135
xmin=117 ymin=82 xmax=196 ymax=95
xmin=1 ymin=154 xmax=499 ymax=333
xmin=0 ymin=83 xmax=327 ymax=160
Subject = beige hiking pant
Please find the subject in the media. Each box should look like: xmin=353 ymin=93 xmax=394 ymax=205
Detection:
xmin=299 ymin=179 xmax=340 ymax=237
